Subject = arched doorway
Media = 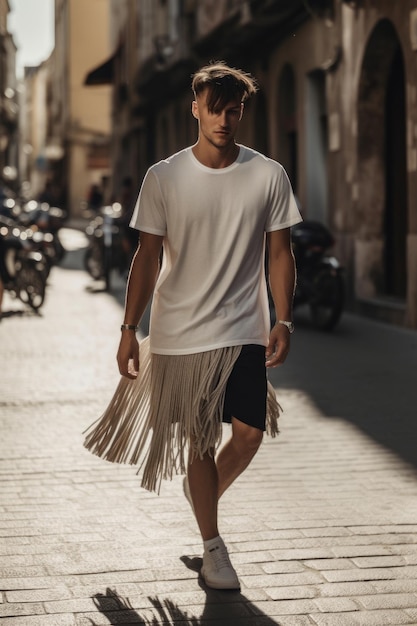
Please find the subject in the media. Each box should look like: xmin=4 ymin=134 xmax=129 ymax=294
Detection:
xmin=357 ymin=19 xmax=408 ymax=300
xmin=277 ymin=64 xmax=298 ymax=193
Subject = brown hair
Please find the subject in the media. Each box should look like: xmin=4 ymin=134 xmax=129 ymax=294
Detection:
xmin=192 ymin=61 xmax=258 ymax=113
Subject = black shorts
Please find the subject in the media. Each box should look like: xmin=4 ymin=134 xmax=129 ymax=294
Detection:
xmin=222 ymin=344 xmax=267 ymax=431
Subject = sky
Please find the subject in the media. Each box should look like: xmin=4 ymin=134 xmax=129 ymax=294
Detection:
xmin=8 ymin=0 xmax=55 ymax=77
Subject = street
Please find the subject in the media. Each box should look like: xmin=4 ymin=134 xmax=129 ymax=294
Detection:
xmin=1 ymin=228 xmax=417 ymax=626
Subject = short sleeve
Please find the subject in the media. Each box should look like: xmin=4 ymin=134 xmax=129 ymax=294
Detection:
xmin=265 ymin=164 xmax=302 ymax=232
xmin=130 ymin=168 xmax=167 ymax=235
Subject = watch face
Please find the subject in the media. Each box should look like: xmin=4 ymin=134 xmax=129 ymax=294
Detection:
xmin=279 ymin=321 xmax=294 ymax=333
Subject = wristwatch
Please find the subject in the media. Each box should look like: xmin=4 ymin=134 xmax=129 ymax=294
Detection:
xmin=277 ymin=320 xmax=295 ymax=333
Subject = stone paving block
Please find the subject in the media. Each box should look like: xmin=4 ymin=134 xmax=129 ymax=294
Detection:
xmin=0 ymin=603 xmax=45 ymax=618
xmin=372 ymin=579 xmax=417 ymax=594
xmin=248 ymin=598 xmax=318 ymax=616
xmin=243 ymin=570 xmax=325 ymax=589
xmin=274 ymin=618 xmax=317 ymax=626
xmin=0 ymin=554 xmax=36 ymax=567
xmin=347 ymin=524 xmax=417 ymax=535
xmin=225 ymin=549 xmax=274 ymax=564
xmin=351 ymin=555 xmax=407 ymax=568
xmin=269 ymin=548 xmax=335 ymax=561
xmin=316 ymin=581 xmax=380 ymax=597
xmin=0 ymin=566 xmax=48 ymax=578
xmin=260 ymin=561 xmax=306 ymax=574
xmin=1 ymin=616 xmax=76 ymax=626
xmin=265 ymin=585 xmax=318 ymax=601
xmin=176 ymin=601 xmax=255 ymax=619
xmin=5 ymin=586 xmax=73 ymax=603
xmin=322 ymin=566 xmax=414 ymax=583
xmin=310 ymin=608 xmax=414 ymax=625
xmin=331 ymin=545 xmax=396 ymax=558
xmin=123 ymin=578 xmax=200 ymax=595
xmin=313 ymin=597 xmax=359 ymax=613
xmin=43 ymin=597 xmax=101 ymax=614
xmin=290 ymin=533 xmax=417 ymax=549
xmin=303 ymin=559 xmax=356 ymax=571
xmin=0 ymin=576 xmax=55 ymax=590
xmin=300 ymin=527 xmax=353 ymax=538
xmin=354 ymin=593 xmax=417 ymax=610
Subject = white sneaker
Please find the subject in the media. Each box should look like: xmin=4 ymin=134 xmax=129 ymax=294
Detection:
xmin=201 ymin=536 xmax=240 ymax=590
xmin=183 ymin=476 xmax=195 ymax=516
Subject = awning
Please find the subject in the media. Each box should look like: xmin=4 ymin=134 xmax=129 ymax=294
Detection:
xmin=84 ymin=51 xmax=117 ymax=86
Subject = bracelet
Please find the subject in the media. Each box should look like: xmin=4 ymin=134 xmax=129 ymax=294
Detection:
xmin=120 ymin=324 xmax=138 ymax=331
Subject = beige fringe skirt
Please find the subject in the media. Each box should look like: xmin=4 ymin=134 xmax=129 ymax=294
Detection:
xmin=83 ymin=336 xmax=281 ymax=493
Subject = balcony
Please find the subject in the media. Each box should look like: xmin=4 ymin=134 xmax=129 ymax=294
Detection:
xmin=134 ymin=0 xmax=333 ymax=108
xmin=192 ymin=0 xmax=333 ymax=58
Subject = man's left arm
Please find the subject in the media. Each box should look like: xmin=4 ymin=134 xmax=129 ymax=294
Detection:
xmin=265 ymin=228 xmax=296 ymax=368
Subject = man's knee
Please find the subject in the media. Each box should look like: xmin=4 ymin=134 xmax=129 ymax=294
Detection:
xmin=232 ymin=419 xmax=263 ymax=454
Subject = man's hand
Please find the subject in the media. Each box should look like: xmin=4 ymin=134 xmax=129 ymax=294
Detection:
xmin=265 ymin=323 xmax=291 ymax=368
xmin=117 ymin=332 xmax=140 ymax=379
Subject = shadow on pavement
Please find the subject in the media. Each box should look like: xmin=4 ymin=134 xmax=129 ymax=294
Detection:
xmin=89 ymin=584 xmax=281 ymax=626
xmin=269 ymin=309 xmax=417 ymax=471
xmin=0 ymin=308 xmax=37 ymax=320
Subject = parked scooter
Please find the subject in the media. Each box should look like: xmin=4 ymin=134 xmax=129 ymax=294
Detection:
xmin=0 ymin=216 xmax=48 ymax=311
xmin=84 ymin=203 xmax=128 ymax=291
xmin=15 ymin=200 xmax=67 ymax=268
xmin=291 ymin=220 xmax=344 ymax=331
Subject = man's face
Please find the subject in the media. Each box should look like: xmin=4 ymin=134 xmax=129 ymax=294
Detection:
xmin=192 ymin=89 xmax=243 ymax=150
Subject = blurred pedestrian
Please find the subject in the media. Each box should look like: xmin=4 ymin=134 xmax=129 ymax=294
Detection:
xmin=84 ymin=61 xmax=302 ymax=590
xmin=87 ymin=183 xmax=103 ymax=213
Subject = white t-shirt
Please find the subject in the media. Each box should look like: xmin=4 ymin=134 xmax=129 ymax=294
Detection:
xmin=130 ymin=145 xmax=302 ymax=355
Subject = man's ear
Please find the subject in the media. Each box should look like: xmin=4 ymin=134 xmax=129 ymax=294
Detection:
xmin=191 ymin=100 xmax=199 ymax=119
xmin=239 ymin=102 xmax=244 ymax=121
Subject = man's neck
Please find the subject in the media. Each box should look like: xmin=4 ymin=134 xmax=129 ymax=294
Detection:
xmin=192 ymin=141 xmax=240 ymax=169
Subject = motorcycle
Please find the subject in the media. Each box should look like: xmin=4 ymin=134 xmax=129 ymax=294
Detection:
xmin=15 ymin=200 xmax=67 ymax=269
xmin=291 ymin=220 xmax=344 ymax=331
xmin=0 ymin=216 xmax=48 ymax=311
xmin=84 ymin=203 xmax=129 ymax=291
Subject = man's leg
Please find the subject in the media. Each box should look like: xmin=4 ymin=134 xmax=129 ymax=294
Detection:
xmin=186 ymin=418 xmax=263 ymax=524
xmin=216 ymin=417 xmax=263 ymax=499
xmin=187 ymin=448 xmax=218 ymax=540
xmin=187 ymin=445 xmax=240 ymax=590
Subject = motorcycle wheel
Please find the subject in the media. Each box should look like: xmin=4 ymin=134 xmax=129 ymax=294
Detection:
xmin=309 ymin=269 xmax=344 ymax=331
xmin=16 ymin=265 xmax=46 ymax=311
xmin=84 ymin=243 xmax=104 ymax=280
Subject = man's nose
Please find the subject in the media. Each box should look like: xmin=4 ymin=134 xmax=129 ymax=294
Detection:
xmin=218 ymin=111 xmax=227 ymax=126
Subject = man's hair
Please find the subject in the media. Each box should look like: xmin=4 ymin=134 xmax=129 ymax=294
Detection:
xmin=192 ymin=61 xmax=258 ymax=113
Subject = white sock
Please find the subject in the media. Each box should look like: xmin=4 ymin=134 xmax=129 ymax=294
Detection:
xmin=204 ymin=535 xmax=221 ymax=549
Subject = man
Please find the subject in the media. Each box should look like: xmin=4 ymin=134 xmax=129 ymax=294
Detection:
xmin=85 ymin=62 xmax=302 ymax=590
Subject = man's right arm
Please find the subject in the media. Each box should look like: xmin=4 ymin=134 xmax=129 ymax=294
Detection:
xmin=117 ymin=231 xmax=163 ymax=379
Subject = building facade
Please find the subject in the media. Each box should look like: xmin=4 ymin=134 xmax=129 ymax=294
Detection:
xmin=19 ymin=63 xmax=51 ymax=199
xmin=0 ymin=0 xmax=18 ymax=191
xmin=49 ymin=0 xmax=112 ymax=214
xmin=90 ymin=0 xmax=417 ymax=329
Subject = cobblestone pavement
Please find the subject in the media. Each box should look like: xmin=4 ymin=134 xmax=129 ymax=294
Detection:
xmin=1 ymin=228 xmax=417 ymax=626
